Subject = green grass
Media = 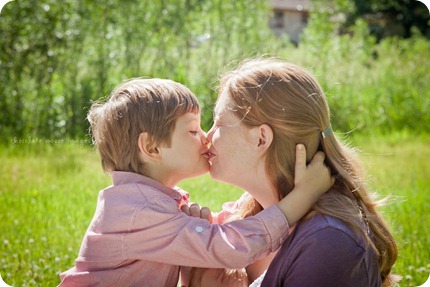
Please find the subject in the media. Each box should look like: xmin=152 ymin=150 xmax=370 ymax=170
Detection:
xmin=1 ymin=133 xmax=429 ymax=286
xmin=351 ymin=133 xmax=430 ymax=286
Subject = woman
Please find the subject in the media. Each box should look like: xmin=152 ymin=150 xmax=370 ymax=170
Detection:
xmin=191 ymin=58 xmax=398 ymax=286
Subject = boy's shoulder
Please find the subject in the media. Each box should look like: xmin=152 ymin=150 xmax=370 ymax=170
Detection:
xmin=88 ymin=172 xmax=189 ymax=234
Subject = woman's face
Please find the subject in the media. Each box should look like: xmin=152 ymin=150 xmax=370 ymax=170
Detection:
xmin=206 ymin=94 xmax=258 ymax=188
xmin=207 ymin=89 xmax=280 ymax=207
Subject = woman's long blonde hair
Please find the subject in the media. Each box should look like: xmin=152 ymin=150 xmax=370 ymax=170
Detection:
xmin=219 ymin=58 xmax=398 ymax=286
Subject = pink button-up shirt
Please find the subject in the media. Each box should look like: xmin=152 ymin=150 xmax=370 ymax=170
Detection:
xmin=58 ymin=171 xmax=289 ymax=287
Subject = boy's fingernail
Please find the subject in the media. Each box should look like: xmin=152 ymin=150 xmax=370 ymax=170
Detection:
xmin=297 ymin=144 xmax=303 ymax=150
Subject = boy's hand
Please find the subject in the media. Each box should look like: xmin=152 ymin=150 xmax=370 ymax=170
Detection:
xmin=181 ymin=203 xmax=213 ymax=223
xmin=276 ymin=144 xmax=334 ymax=226
xmin=294 ymin=144 xmax=334 ymax=197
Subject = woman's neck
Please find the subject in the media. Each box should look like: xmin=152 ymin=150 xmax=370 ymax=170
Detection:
xmin=242 ymin=170 xmax=279 ymax=209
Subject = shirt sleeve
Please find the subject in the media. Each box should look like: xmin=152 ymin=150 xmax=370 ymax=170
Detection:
xmin=124 ymin=197 xmax=289 ymax=269
xmin=279 ymin=227 xmax=369 ymax=287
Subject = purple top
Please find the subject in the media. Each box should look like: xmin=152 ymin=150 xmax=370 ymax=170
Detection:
xmin=262 ymin=214 xmax=381 ymax=287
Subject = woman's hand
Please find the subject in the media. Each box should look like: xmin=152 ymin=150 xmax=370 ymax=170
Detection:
xmin=181 ymin=203 xmax=213 ymax=223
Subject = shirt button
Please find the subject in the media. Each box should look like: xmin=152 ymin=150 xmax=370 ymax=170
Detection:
xmin=195 ymin=226 xmax=204 ymax=233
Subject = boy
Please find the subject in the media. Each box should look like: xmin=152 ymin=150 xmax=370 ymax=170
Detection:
xmin=58 ymin=78 xmax=332 ymax=286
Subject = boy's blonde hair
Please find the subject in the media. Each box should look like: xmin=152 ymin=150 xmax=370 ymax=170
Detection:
xmin=87 ymin=78 xmax=200 ymax=176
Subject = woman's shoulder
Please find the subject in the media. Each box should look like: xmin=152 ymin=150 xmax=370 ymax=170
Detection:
xmin=301 ymin=213 xmax=349 ymax=229
xmin=275 ymin=214 xmax=372 ymax=269
xmin=263 ymin=214 xmax=380 ymax=287
xmin=295 ymin=214 xmax=366 ymax=248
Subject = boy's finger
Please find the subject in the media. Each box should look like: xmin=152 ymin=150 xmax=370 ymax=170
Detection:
xmin=295 ymin=144 xmax=307 ymax=173
xmin=189 ymin=203 xmax=201 ymax=218
xmin=200 ymin=207 xmax=213 ymax=223
xmin=180 ymin=205 xmax=190 ymax=216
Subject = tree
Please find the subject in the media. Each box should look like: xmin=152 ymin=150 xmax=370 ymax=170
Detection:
xmin=348 ymin=0 xmax=430 ymax=39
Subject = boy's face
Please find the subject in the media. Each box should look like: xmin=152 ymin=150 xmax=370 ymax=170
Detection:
xmin=158 ymin=112 xmax=210 ymax=186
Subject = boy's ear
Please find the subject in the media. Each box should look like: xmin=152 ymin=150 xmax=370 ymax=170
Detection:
xmin=137 ymin=132 xmax=161 ymax=160
xmin=252 ymin=124 xmax=273 ymax=153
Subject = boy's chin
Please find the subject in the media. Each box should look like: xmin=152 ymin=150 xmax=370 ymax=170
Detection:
xmin=185 ymin=165 xmax=210 ymax=180
xmin=196 ymin=165 xmax=211 ymax=176
xmin=196 ymin=166 xmax=210 ymax=176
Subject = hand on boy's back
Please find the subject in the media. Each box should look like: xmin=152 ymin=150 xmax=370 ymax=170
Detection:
xmin=181 ymin=203 xmax=213 ymax=223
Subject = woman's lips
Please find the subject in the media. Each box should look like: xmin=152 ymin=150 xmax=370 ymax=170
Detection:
xmin=202 ymin=150 xmax=213 ymax=159
xmin=202 ymin=149 xmax=216 ymax=163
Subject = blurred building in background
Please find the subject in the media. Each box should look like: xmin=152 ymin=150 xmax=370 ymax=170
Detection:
xmin=269 ymin=0 xmax=311 ymax=44
xmin=268 ymin=0 xmax=430 ymax=43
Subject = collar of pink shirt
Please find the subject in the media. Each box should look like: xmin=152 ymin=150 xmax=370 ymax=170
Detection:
xmin=111 ymin=171 xmax=190 ymax=206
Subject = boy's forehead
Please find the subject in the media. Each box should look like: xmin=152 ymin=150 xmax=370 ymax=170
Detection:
xmin=180 ymin=112 xmax=200 ymax=122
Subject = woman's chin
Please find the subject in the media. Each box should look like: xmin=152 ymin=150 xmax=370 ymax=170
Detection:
xmin=208 ymin=167 xmax=223 ymax=182
xmin=209 ymin=168 xmax=235 ymax=185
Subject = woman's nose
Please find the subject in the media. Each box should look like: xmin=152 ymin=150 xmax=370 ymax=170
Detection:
xmin=200 ymin=131 xmax=209 ymax=145
xmin=206 ymin=126 xmax=214 ymax=142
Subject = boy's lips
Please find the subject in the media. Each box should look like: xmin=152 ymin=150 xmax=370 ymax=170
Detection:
xmin=202 ymin=149 xmax=215 ymax=161
xmin=202 ymin=150 xmax=212 ymax=158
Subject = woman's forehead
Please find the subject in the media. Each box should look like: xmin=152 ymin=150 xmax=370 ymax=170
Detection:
xmin=213 ymin=102 xmax=225 ymax=119
xmin=214 ymin=88 xmax=231 ymax=116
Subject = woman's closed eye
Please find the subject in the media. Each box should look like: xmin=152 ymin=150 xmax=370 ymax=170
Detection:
xmin=189 ymin=131 xmax=198 ymax=135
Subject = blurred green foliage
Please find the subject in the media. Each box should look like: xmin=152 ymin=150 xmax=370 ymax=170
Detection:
xmin=0 ymin=0 xmax=278 ymax=141
xmin=1 ymin=0 xmax=429 ymax=143
xmin=348 ymin=0 xmax=430 ymax=39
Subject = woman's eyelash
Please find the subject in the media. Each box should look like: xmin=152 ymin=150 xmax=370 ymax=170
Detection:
xmin=189 ymin=131 xmax=198 ymax=135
